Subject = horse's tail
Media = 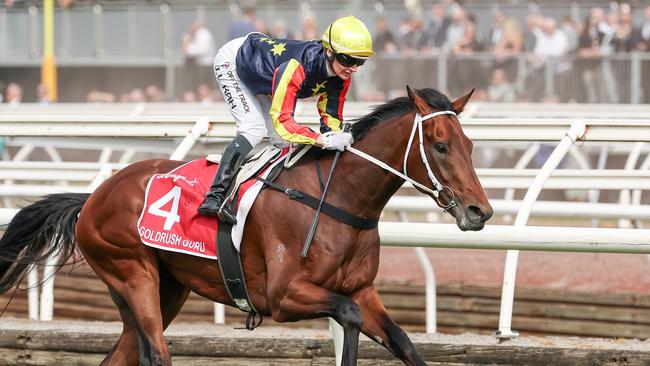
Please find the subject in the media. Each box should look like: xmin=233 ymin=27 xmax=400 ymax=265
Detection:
xmin=0 ymin=193 xmax=90 ymax=294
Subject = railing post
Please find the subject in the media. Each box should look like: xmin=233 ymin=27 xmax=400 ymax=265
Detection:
xmin=496 ymin=121 xmax=587 ymax=341
xmin=398 ymin=211 xmax=436 ymax=334
xmin=631 ymin=52 xmax=641 ymax=104
xmin=27 ymin=264 xmax=39 ymax=320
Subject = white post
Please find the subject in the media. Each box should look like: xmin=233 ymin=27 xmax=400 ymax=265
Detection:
xmin=330 ymin=318 xmax=344 ymax=366
xmin=214 ymin=303 xmax=225 ymax=324
xmin=414 ymin=247 xmax=436 ymax=334
xmin=617 ymin=142 xmax=644 ymax=229
xmin=398 ymin=211 xmax=437 ymax=334
xmin=495 ymin=121 xmax=586 ymax=340
xmin=27 ymin=264 xmax=39 ymax=320
xmin=39 ymin=253 xmax=58 ymax=321
xmin=169 ymin=117 xmax=211 ymax=161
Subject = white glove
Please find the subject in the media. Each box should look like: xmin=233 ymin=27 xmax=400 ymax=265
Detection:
xmin=321 ymin=131 xmax=353 ymax=151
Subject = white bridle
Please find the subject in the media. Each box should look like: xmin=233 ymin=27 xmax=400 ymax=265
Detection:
xmin=346 ymin=110 xmax=458 ymax=210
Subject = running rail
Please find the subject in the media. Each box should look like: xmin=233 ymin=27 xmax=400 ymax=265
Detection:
xmin=495 ymin=121 xmax=586 ymax=340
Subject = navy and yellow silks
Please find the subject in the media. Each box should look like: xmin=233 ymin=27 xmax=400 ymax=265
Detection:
xmin=235 ymin=33 xmax=350 ymax=144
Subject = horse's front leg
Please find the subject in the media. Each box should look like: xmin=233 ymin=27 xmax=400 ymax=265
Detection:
xmin=270 ymin=279 xmax=362 ymax=366
xmin=352 ymin=285 xmax=426 ymax=366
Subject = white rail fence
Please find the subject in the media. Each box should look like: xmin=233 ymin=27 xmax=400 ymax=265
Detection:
xmin=0 ymin=105 xmax=649 ymax=360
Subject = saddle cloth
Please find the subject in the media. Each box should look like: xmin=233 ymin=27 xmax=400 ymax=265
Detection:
xmin=137 ymin=147 xmax=288 ymax=259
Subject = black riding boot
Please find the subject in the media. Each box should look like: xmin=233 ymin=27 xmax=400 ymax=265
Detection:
xmin=198 ymin=134 xmax=253 ymax=222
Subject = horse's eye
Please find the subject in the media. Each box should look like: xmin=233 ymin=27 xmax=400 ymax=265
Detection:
xmin=434 ymin=143 xmax=448 ymax=154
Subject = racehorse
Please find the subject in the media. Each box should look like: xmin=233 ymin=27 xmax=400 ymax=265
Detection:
xmin=0 ymin=86 xmax=491 ymax=366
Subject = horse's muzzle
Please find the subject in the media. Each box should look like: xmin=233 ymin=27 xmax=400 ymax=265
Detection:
xmin=454 ymin=203 xmax=492 ymax=231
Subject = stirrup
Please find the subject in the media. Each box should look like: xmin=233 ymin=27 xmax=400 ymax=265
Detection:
xmin=217 ymin=206 xmax=237 ymax=225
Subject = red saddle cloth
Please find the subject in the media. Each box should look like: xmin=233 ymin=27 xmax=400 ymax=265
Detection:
xmin=137 ymin=153 xmax=286 ymax=260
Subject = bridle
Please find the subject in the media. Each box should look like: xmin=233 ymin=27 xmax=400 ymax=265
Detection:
xmin=346 ymin=110 xmax=458 ymax=211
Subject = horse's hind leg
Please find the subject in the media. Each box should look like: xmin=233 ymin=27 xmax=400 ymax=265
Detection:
xmin=100 ymin=289 xmax=140 ymax=366
xmin=159 ymin=265 xmax=191 ymax=329
xmin=106 ymin=272 xmax=189 ymax=365
xmin=272 ymin=280 xmax=362 ymax=366
xmin=353 ymin=286 xmax=426 ymax=366
xmin=101 ymin=267 xmax=189 ymax=366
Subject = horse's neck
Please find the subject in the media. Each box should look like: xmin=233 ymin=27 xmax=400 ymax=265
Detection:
xmin=337 ymin=114 xmax=414 ymax=219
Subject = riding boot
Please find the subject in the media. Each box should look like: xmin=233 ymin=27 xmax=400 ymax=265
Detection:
xmin=198 ymin=134 xmax=253 ymax=222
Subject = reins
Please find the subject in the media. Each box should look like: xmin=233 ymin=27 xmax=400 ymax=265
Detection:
xmin=346 ymin=110 xmax=458 ymax=211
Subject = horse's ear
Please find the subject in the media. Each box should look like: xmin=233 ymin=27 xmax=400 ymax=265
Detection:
xmin=406 ymin=85 xmax=430 ymax=115
xmin=452 ymin=88 xmax=475 ymax=114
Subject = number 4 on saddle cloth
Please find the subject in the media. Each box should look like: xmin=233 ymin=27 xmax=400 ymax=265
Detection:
xmin=137 ymin=146 xmax=288 ymax=260
xmin=137 ymin=146 xmax=292 ymax=323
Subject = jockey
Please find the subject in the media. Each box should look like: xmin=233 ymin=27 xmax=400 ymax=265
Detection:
xmin=198 ymin=15 xmax=375 ymax=222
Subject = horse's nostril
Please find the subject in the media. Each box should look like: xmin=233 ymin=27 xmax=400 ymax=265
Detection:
xmin=468 ymin=205 xmax=487 ymax=222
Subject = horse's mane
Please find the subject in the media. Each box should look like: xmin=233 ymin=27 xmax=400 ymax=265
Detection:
xmin=350 ymin=88 xmax=453 ymax=141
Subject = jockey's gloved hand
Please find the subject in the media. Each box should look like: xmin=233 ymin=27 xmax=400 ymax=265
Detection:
xmin=321 ymin=131 xmax=353 ymax=151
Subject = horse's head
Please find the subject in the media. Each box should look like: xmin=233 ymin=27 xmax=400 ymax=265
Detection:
xmin=405 ymin=86 xmax=492 ymax=231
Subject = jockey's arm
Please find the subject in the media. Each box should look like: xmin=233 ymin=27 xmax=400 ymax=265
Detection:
xmin=316 ymin=77 xmax=350 ymax=134
xmin=269 ymin=59 xmax=323 ymax=146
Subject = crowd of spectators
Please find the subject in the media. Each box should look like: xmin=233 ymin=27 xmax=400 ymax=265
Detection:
xmin=366 ymin=2 xmax=650 ymax=103
xmin=2 ymin=1 xmax=650 ymax=105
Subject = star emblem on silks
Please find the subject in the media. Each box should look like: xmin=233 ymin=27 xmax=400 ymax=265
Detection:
xmin=260 ymin=37 xmax=275 ymax=45
xmin=271 ymin=42 xmax=287 ymax=56
xmin=311 ymin=81 xmax=327 ymax=95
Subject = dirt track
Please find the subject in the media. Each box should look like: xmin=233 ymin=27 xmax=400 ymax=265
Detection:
xmin=378 ymin=247 xmax=650 ymax=294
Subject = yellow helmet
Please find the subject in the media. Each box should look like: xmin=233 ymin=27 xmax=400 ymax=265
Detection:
xmin=322 ymin=16 xmax=375 ymax=58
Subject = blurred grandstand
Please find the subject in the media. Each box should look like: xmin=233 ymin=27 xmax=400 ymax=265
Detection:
xmin=1 ymin=0 xmax=649 ymax=104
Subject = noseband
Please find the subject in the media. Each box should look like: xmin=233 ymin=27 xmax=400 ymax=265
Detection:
xmin=346 ymin=110 xmax=459 ymax=211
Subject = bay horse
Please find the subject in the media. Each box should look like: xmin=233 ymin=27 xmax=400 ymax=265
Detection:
xmin=0 ymin=87 xmax=491 ymax=366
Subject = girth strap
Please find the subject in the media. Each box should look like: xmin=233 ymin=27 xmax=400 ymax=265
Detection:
xmin=256 ymin=177 xmax=379 ymax=230
xmin=216 ymin=220 xmax=263 ymax=330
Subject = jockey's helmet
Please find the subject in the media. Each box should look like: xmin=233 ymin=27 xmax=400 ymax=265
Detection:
xmin=321 ymin=16 xmax=375 ymax=59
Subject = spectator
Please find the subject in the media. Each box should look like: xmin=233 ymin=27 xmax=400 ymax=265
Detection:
xmin=58 ymin=0 xmax=74 ymax=9
xmin=488 ymin=11 xmax=508 ymax=51
xmin=86 ymin=89 xmax=115 ymax=103
xmin=533 ymin=18 xmax=569 ymax=63
xmin=373 ymin=15 xmax=397 ymax=54
xmin=269 ymin=20 xmax=294 ymax=40
xmin=254 ymin=18 xmax=267 ymax=35
xmin=196 ymin=84 xmax=215 ymax=106
xmin=182 ymin=91 xmax=197 ymax=103
xmin=449 ymin=13 xmax=483 ymax=95
xmin=4 ymin=82 xmax=22 ymax=106
xmin=635 ymin=5 xmax=650 ymax=52
xmin=487 ymin=68 xmax=516 ymax=102
xmin=523 ymin=15 xmax=541 ymax=52
xmin=145 ymin=84 xmax=167 ymax=102
xmin=636 ymin=6 xmax=650 ymax=103
xmin=527 ymin=17 xmax=570 ymax=102
xmin=181 ymin=20 xmax=216 ymax=96
xmin=129 ymin=88 xmax=146 ymax=103
xmin=607 ymin=5 xmax=635 ymax=102
xmin=228 ymin=5 xmax=256 ymax=40
xmin=425 ymin=3 xmax=450 ymax=53
xmin=35 ymin=83 xmax=51 ymax=105
xmin=400 ymin=16 xmax=428 ymax=55
xmin=490 ymin=12 xmax=523 ymax=82
xmin=610 ymin=6 xmax=634 ymax=52
xmin=444 ymin=6 xmax=468 ymax=53
xmin=452 ymin=14 xmax=482 ymax=55
xmin=560 ymin=15 xmax=579 ymax=52
xmin=578 ymin=8 xmax=606 ymax=103
xmin=295 ymin=13 xmax=319 ymax=40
